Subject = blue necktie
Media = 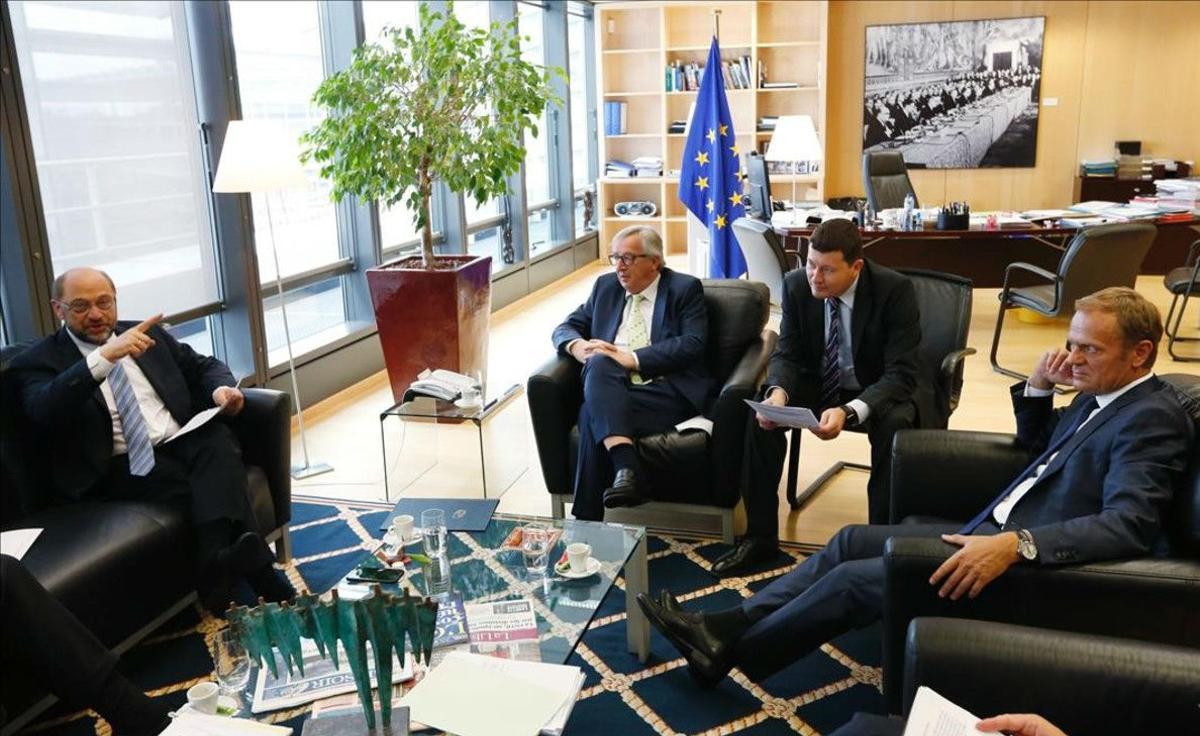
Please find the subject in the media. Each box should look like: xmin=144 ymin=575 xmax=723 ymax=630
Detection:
xmin=820 ymin=298 xmax=842 ymax=409
xmin=108 ymin=360 xmax=156 ymax=477
xmin=959 ymin=396 xmax=1098 ymax=534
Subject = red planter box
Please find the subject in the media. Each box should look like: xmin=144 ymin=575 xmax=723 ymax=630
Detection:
xmin=367 ymin=254 xmax=491 ymax=403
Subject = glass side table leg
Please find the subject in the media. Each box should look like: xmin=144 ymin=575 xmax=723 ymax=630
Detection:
xmin=625 ymin=534 xmax=650 ymax=663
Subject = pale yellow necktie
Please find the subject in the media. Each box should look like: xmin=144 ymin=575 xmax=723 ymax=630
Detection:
xmin=627 ymin=294 xmax=649 ymax=384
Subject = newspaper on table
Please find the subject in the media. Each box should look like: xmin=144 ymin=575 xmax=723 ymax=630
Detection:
xmin=465 ymin=598 xmax=541 ymax=662
xmin=251 ymin=638 xmax=413 ymax=714
xmin=743 ymin=399 xmax=820 ymax=430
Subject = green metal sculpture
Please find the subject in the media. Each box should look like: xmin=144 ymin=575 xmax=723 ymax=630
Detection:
xmin=227 ymin=587 xmax=439 ymax=730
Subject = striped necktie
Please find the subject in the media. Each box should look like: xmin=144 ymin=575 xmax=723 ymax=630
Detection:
xmin=820 ymin=297 xmax=842 ymax=409
xmin=627 ymin=294 xmax=649 ymax=385
xmin=108 ymin=360 xmax=156 ymax=476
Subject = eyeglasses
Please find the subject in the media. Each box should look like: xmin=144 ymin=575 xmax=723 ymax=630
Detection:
xmin=57 ymin=297 xmax=115 ymax=315
xmin=608 ymin=253 xmax=652 ymax=267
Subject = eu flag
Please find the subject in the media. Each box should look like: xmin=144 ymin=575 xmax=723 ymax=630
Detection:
xmin=678 ymin=36 xmax=746 ymax=279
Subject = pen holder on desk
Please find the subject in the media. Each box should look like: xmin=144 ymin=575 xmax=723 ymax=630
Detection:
xmin=936 ymin=212 xmax=969 ymax=231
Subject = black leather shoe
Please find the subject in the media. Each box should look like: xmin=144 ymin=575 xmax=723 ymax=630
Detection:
xmin=636 ymin=593 xmax=732 ymax=686
xmin=249 ymin=567 xmax=297 ymax=604
xmin=603 ymin=468 xmax=648 ymax=508
xmin=710 ymin=537 xmax=780 ymax=577
xmin=658 ymin=589 xmax=683 ymax=612
xmin=218 ymin=532 xmax=274 ymax=576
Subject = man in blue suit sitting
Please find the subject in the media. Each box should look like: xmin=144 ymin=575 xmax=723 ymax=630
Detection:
xmin=638 ymin=287 xmax=1193 ymax=685
xmin=552 ymin=226 xmax=712 ymax=520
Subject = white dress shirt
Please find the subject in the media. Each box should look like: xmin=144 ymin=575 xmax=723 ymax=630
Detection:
xmin=68 ymin=330 xmax=181 ymax=455
xmin=569 ymin=274 xmax=661 ymax=372
xmin=992 ymin=372 xmax=1156 ymax=526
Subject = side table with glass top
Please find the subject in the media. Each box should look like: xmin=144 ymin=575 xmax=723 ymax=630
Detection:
xmin=379 ymin=383 xmax=526 ymax=501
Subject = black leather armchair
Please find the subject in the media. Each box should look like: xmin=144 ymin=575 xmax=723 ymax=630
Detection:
xmin=878 ymin=373 xmax=1200 ymax=713
xmin=528 ymin=280 xmax=776 ymax=541
xmin=0 ymin=343 xmax=292 ymax=732
xmin=899 ymin=618 xmax=1200 ymax=733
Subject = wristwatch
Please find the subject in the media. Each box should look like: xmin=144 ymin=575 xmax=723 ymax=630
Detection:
xmin=838 ymin=404 xmax=859 ymax=427
xmin=1015 ymin=529 xmax=1038 ymax=561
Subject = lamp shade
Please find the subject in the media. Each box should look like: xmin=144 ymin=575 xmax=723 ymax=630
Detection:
xmin=212 ymin=120 xmax=308 ymax=193
xmin=764 ymin=115 xmax=823 ymax=163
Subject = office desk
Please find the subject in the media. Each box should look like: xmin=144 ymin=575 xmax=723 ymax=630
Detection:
xmin=775 ymin=218 xmax=1199 ymax=287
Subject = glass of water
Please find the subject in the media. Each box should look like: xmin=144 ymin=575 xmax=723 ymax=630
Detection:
xmin=421 ymin=508 xmax=447 ymax=558
xmin=521 ymin=523 xmax=551 ymax=577
xmin=214 ymin=627 xmax=250 ymax=710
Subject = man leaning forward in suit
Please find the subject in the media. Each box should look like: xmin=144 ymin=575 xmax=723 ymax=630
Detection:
xmin=9 ymin=267 xmax=295 ymax=613
xmin=713 ymin=218 xmax=921 ymax=576
xmin=639 ymin=287 xmax=1192 ymax=686
xmin=552 ymin=225 xmax=712 ymax=520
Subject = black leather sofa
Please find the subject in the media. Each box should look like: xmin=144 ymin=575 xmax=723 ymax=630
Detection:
xmin=0 ymin=343 xmax=292 ymax=733
xmin=527 ymin=279 xmax=775 ymax=541
xmin=898 ymin=618 xmax=1200 ymax=733
xmin=879 ymin=373 xmax=1200 ymax=713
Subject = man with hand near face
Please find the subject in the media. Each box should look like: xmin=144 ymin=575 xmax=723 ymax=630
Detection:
xmin=637 ymin=287 xmax=1192 ymax=688
xmin=713 ymin=218 xmax=921 ymax=576
xmin=9 ymin=267 xmax=294 ymax=613
xmin=551 ymin=226 xmax=712 ymax=520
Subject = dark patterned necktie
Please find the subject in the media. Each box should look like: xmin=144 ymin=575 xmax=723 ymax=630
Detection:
xmin=820 ymin=297 xmax=842 ymax=409
xmin=108 ymin=360 xmax=156 ymax=476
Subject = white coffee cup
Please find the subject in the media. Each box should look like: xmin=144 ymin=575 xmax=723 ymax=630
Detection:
xmin=391 ymin=514 xmax=415 ymax=541
xmin=187 ymin=682 xmax=219 ymax=715
xmin=566 ymin=542 xmax=592 ymax=573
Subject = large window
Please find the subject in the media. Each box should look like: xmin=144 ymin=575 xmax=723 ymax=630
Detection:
xmin=229 ymin=0 xmax=350 ymax=363
xmin=519 ymin=1 xmax=557 ymax=257
xmin=362 ymin=1 xmax=423 ymax=258
xmin=568 ymin=2 xmax=597 ymax=236
xmin=8 ymin=0 xmax=220 ymax=335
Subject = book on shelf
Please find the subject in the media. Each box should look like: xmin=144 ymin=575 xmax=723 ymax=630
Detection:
xmin=603 ymin=101 xmax=627 ymax=136
xmin=761 ymin=81 xmax=799 ymax=89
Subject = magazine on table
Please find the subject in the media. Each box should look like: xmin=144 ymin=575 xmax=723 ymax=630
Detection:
xmin=251 ymin=638 xmax=413 ymax=714
xmin=465 ymin=598 xmax=542 ymax=662
xmin=433 ymin=592 xmax=470 ymax=649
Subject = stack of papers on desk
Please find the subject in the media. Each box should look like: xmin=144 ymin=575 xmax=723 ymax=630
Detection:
xmin=1070 ymin=200 xmax=1121 ymax=215
xmin=401 ymin=651 xmax=584 ymax=736
xmin=159 ymin=713 xmax=291 ymax=735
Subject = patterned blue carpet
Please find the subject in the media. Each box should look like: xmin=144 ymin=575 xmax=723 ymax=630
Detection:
xmin=22 ymin=498 xmax=883 ymax=735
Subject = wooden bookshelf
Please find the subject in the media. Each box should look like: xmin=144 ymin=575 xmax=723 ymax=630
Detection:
xmin=596 ymin=1 xmax=828 ymax=257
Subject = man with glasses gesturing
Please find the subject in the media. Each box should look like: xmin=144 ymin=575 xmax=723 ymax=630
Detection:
xmin=551 ymin=226 xmax=712 ymax=520
xmin=9 ymin=267 xmax=294 ymax=614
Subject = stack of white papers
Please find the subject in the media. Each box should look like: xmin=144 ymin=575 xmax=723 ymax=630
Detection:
xmin=743 ymin=400 xmax=819 ymax=429
xmin=902 ymin=686 xmax=979 ymax=736
xmin=159 ymin=713 xmax=291 ymax=735
xmin=401 ymin=651 xmax=583 ymax=736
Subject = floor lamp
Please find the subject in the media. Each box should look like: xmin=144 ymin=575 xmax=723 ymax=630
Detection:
xmin=213 ymin=120 xmax=333 ymax=480
xmin=764 ymin=115 xmax=823 ymax=225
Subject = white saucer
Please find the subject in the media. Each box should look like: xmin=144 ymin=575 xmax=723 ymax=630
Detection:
xmin=179 ymin=695 xmax=239 ymax=717
xmin=555 ymin=557 xmax=601 ymax=579
xmin=383 ymin=529 xmax=422 ymax=547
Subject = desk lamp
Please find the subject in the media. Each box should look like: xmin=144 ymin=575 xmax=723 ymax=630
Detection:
xmin=765 ymin=115 xmax=823 ymax=224
xmin=213 ymin=120 xmax=332 ymax=480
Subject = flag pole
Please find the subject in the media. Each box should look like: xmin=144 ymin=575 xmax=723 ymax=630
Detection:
xmin=712 ymin=9 xmax=720 ymax=41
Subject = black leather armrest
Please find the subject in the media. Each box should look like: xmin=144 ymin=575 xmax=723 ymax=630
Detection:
xmin=903 ymin=618 xmax=1200 ymax=732
xmin=232 ymin=388 xmax=292 ymax=528
xmin=889 ymin=430 xmax=1031 ymax=523
xmin=708 ymin=331 xmax=778 ymax=505
xmin=881 ymin=536 xmax=1200 ymax=713
xmin=527 ymin=354 xmax=583 ymax=495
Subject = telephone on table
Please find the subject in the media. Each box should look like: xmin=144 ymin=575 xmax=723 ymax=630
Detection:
xmin=404 ymin=368 xmax=479 ymax=403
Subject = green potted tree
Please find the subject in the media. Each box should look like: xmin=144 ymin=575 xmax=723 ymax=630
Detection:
xmin=302 ymin=2 xmax=561 ymax=402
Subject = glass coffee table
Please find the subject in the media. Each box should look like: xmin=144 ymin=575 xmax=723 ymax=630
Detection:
xmin=336 ymin=514 xmax=650 ymax=664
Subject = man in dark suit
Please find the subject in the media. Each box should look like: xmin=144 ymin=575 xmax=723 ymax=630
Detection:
xmin=552 ymin=225 xmax=711 ymax=520
xmin=713 ymin=219 xmax=920 ymax=576
xmin=9 ymin=267 xmax=293 ymax=612
xmin=638 ymin=287 xmax=1193 ymax=686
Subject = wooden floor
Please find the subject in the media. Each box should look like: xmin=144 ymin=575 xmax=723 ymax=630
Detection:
xmin=289 ymin=258 xmax=1200 ymax=546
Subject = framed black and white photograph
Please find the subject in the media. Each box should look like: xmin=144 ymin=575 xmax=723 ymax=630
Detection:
xmin=862 ymin=16 xmax=1045 ymax=169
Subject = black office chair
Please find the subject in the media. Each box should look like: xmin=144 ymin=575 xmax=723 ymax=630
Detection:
xmin=732 ymin=218 xmax=794 ymax=310
xmin=1163 ymin=229 xmax=1200 ymax=362
xmin=989 ymin=222 xmax=1156 ymax=383
xmin=786 ymin=268 xmax=975 ymax=510
xmin=862 ymin=151 xmax=918 ymax=212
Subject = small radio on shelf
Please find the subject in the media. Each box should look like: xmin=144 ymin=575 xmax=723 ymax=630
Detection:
xmin=614 ymin=201 xmax=657 ymax=217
